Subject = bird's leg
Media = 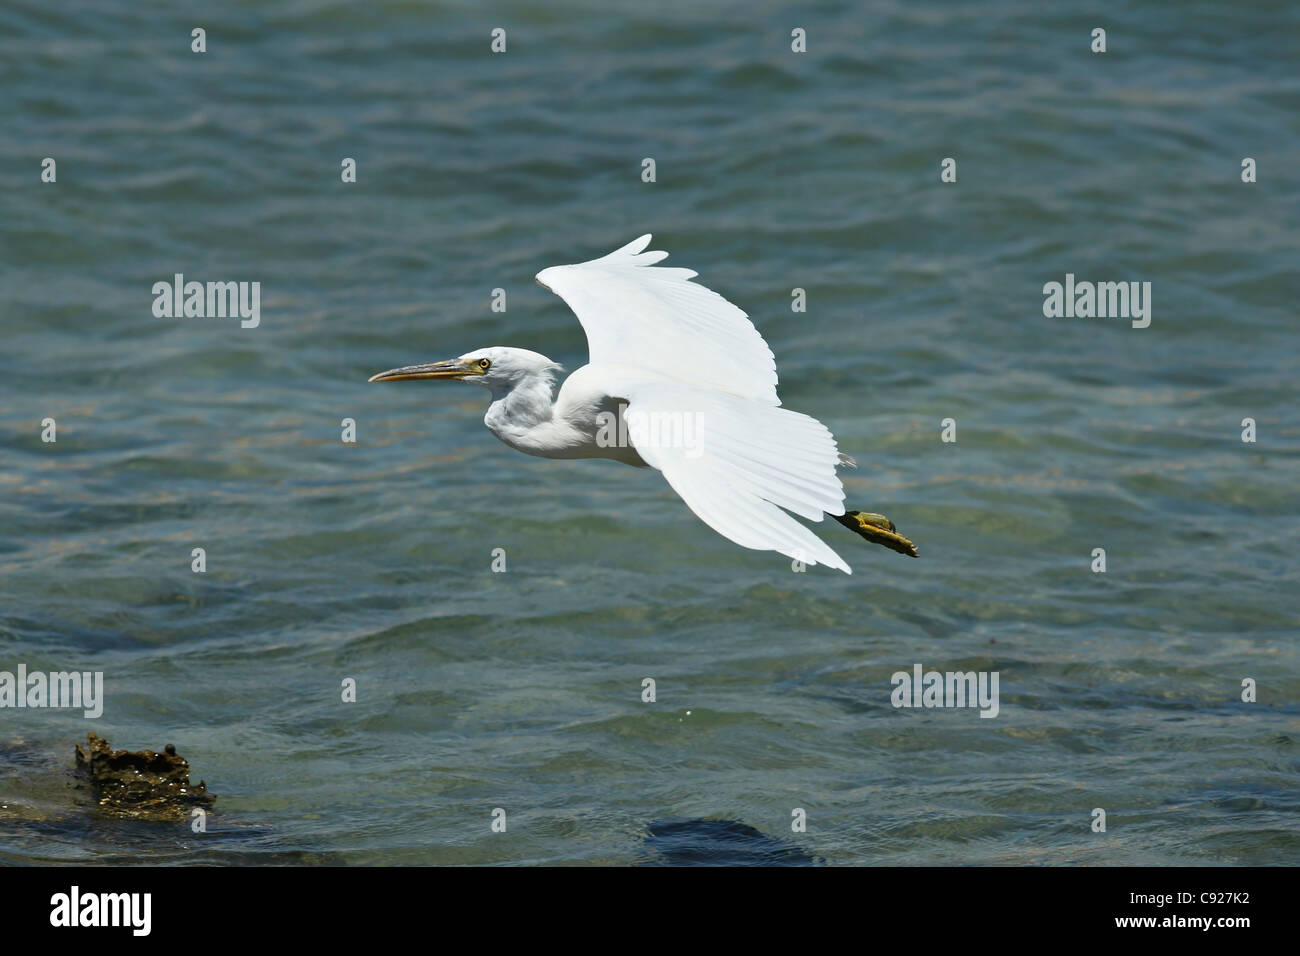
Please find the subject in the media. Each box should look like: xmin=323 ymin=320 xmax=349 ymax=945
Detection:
xmin=833 ymin=510 xmax=919 ymax=558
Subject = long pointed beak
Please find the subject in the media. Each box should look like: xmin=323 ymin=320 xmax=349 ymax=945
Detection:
xmin=368 ymin=359 xmax=472 ymax=383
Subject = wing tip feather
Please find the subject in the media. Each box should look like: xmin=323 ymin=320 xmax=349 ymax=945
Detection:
xmin=617 ymin=234 xmax=654 ymax=258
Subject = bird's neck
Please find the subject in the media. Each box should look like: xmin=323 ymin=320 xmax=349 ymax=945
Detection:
xmin=483 ymin=373 xmax=572 ymax=457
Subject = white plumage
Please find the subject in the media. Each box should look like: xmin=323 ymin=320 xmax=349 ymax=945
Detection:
xmin=536 ymin=235 xmax=780 ymax=404
xmin=623 ymin=383 xmax=850 ymax=573
xmin=370 ymin=235 xmax=888 ymax=574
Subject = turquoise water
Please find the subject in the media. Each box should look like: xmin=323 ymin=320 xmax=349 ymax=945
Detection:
xmin=1 ymin=0 xmax=1296 ymax=864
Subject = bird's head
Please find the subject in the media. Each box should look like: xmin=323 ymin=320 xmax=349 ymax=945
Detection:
xmin=368 ymin=346 xmax=560 ymax=393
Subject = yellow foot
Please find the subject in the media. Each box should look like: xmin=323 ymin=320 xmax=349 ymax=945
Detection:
xmin=833 ymin=510 xmax=919 ymax=558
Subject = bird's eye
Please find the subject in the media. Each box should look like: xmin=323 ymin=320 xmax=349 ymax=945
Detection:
xmin=478 ymin=358 xmax=491 ymax=370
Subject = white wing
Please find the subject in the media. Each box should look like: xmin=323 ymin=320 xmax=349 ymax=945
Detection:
xmin=536 ymin=235 xmax=780 ymax=405
xmin=620 ymin=379 xmax=852 ymax=574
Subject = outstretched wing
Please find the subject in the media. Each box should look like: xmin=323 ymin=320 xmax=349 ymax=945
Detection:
xmin=619 ymin=379 xmax=852 ymax=574
xmin=536 ymin=235 xmax=780 ymax=405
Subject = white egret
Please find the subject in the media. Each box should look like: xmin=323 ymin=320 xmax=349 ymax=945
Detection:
xmin=369 ymin=236 xmax=917 ymax=572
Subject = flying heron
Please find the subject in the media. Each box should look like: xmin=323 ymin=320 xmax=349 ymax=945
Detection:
xmin=369 ymin=236 xmax=917 ymax=572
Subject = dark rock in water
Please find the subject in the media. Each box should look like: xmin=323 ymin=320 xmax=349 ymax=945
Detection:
xmin=642 ymin=818 xmax=820 ymax=866
xmin=74 ymin=732 xmax=215 ymax=822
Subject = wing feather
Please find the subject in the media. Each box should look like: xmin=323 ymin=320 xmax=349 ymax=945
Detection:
xmin=623 ymin=383 xmax=852 ymax=574
xmin=536 ymin=235 xmax=780 ymax=404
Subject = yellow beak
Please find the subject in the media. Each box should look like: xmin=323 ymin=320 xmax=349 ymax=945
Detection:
xmin=368 ymin=359 xmax=478 ymax=382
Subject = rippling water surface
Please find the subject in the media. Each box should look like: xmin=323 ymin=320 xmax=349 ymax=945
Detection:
xmin=1 ymin=0 xmax=1297 ymax=865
